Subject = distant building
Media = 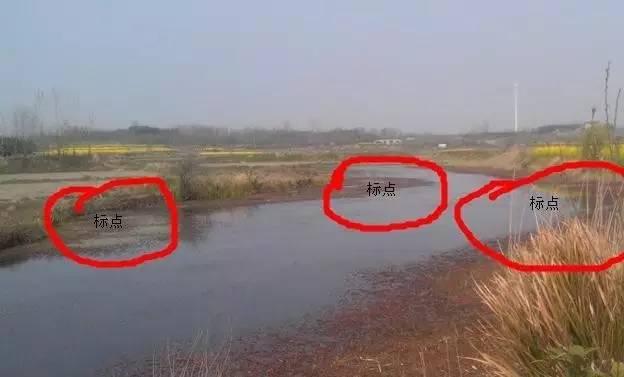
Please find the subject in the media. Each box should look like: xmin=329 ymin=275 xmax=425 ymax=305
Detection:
xmin=437 ymin=143 xmax=448 ymax=149
xmin=373 ymin=139 xmax=402 ymax=145
xmin=584 ymin=121 xmax=607 ymax=129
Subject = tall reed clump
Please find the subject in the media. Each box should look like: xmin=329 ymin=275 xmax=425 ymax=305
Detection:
xmin=178 ymin=157 xmax=198 ymax=201
xmin=475 ymin=185 xmax=624 ymax=376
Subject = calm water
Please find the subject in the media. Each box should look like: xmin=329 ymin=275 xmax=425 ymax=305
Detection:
xmin=0 ymin=169 xmax=567 ymax=376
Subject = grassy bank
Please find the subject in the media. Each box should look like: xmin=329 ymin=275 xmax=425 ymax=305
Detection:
xmin=169 ymin=160 xmax=328 ymax=201
xmin=0 ymin=161 xmax=330 ymax=253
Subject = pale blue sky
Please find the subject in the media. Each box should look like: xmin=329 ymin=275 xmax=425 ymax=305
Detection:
xmin=2 ymin=0 xmax=624 ymax=132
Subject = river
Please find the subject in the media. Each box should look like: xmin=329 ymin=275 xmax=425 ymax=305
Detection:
xmin=0 ymin=168 xmax=567 ymax=376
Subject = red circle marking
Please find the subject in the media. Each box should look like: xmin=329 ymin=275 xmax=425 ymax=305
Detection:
xmin=322 ymin=155 xmax=448 ymax=232
xmin=454 ymin=160 xmax=624 ymax=272
xmin=43 ymin=177 xmax=179 ymax=268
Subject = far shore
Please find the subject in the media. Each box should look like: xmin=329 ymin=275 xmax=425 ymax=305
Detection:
xmin=0 ymin=174 xmax=433 ymax=264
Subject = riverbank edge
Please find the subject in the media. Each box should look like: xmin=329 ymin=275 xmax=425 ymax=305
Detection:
xmin=442 ymin=162 xmax=528 ymax=179
xmin=0 ymin=155 xmax=522 ymax=253
xmin=0 ymin=176 xmax=432 ymax=263
xmin=222 ymin=234 xmax=527 ymax=376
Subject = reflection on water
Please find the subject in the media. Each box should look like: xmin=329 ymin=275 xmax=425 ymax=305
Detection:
xmin=0 ymin=170 xmax=574 ymax=377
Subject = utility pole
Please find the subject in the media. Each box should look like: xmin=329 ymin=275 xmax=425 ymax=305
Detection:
xmin=514 ymin=83 xmax=519 ymax=133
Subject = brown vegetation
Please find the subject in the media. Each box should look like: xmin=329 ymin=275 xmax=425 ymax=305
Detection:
xmin=476 ymin=194 xmax=624 ymax=376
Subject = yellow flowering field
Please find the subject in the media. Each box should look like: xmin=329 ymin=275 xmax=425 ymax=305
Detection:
xmin=198 ymin=147 xmax=265 ymax=156
xmin=530 ymin=144 xmax=624 ymax=159
xmin=530 ymin=145 xmax=582 ymax=159
xmin=42 ymin=144 xmax=175 ymax=156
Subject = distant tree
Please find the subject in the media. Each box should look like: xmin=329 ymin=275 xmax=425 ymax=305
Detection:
xmin=581 ymin=123 xmax=611 ymax=160
xmin=129 ymin=123 xmax=161 ymax=135
xmin=12 ymin=106 xmax=40 ymax=138
xmin=614 ymin=88 xmax=622 ymax=129
xmin=605 ymin=61 xmax=611 ymax=125
xmin=33 ymin=89 xmax=45 ymax=135
xmin=0 ymin=136 xmax=37 ymax=156
xmin=380 ymin=127 xmax=401 ymax=138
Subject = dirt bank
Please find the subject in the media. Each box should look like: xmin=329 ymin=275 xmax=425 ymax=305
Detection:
xmin=443 ymin=164 xmax=526 ymax=179
xmin=216 ymin=245 xmax=498 ymax=377
xmin=107 ymin=240 xmax=498 ymax=377
xmin=432 ymin=147 xmax=527 ymax=179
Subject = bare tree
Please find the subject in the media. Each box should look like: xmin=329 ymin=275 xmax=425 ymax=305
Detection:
xmin=0 ymin=112 xmax=6 ymax=134
xmin=33 ymin=89 xmax=45 ymax=135
xmin=614 ymin=88 xmax=622 ymax=128
xmin=52 ymin=87 xmax=61 ymax=130
xmin=12 ymin=106 xmax=39 ymax=138
xmin=605 ymin=61 xmax=611 ymax=125
xmin=0 ymin=112 xmax=5 ymax=153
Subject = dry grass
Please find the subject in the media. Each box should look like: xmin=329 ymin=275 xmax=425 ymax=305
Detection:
xmin=475 ymin=186 xmax=624 ymax=376
xmin=434 ymin=146 xmax=530 ymax=175
xmin=148 ymin=334 xmax=230 ymax=377
xmin=171 ymin=164 xmax=327 ymax=201
xmin=107 ymin=332 xmax=230 ymax=377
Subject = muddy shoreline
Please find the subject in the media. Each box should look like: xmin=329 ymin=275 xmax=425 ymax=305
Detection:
xmin=105 ymin=241 xmax=499 ymax=377
xmin=218 ymin=243 xmax=499 ymax=377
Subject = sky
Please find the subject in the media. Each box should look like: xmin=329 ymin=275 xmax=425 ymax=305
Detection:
xmin=2 ymin=0 xmax=624 ymax=133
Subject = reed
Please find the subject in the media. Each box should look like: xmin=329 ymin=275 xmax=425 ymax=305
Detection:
xmin=476 ymin=182 xmax=624 ymax=376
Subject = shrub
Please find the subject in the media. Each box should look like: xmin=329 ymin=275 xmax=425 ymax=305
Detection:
xmin=0 ymin=153 xmax=94 ymax=174
xmin=177 ymin=158 xmax=197 ymax=201
xmin=0 ymin=136 xmax=37 ymax=156
xmin=476 ymin=203 xmax=624 ymax=376
xmin=581 ymin=123 xmax=613 ymax=160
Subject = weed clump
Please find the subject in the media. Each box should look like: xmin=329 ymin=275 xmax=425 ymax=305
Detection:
xmin=476 ymin=211 xmax=624 ymax=376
